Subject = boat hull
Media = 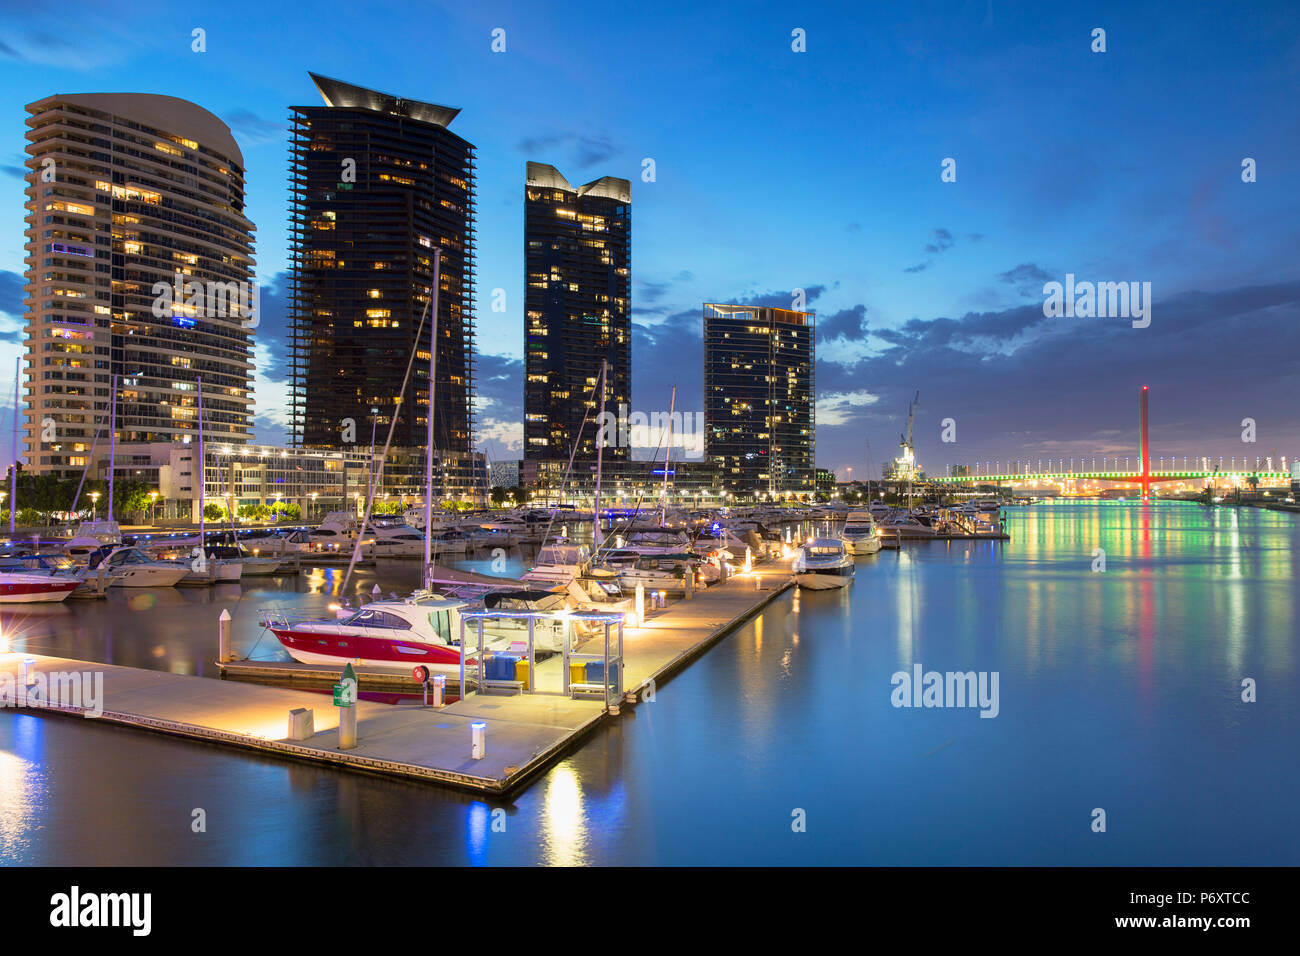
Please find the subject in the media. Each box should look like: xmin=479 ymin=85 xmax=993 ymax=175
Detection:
xmin=794 ymin=566 xmax=855 ymax=589
xmin=0 ymin=577 xmax=81 ymax=603
xmin=844 ymin=534 xmax=882 ymax=555
xmin=271 ymin=627 xmax=470 ymax=672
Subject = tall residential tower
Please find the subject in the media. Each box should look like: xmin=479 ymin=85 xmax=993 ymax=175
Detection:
xmin=22 ymin=93 xmax=256 ymax=477
xmin=288 ymin=74 xmax=476 ymax=455
xmin=703 ymin=303 xmax=815 ymax=495
xmin=523 ymin=162 xmax=630 ymax=461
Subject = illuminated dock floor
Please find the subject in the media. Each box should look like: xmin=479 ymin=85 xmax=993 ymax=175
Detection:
xmin=1 ymin=560 xmax=794 ymax=794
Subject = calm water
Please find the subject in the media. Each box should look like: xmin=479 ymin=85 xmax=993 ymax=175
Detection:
xmin=1 ymin=500 xmax=1296 ymax=865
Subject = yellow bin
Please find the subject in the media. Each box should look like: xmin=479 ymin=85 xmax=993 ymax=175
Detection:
xmin=515 ymin=657 xmax=531 ymax=691
xmin=569 ymin=661 xmax=586 ymax=686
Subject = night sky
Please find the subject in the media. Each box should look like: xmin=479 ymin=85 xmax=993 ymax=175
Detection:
xmin=2 ymin=0 xmax=1297 ymax=477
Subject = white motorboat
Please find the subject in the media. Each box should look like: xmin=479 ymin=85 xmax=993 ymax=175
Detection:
xmin=263 ymin=589 xmax=572 ymax=674
xmin=310 ymin=511 xmax=362 ymax=550
xmin=792 ymin=538 xmax=855 ymax=589
xmin=365 ymin=524 xmax=425 ymax=558
xmin=62 ymin=519 xmax=122 ymax=559
xmin=624 ymin=528 xmax=692 ymax=554
xmin=878 ymin=512 xmax=940 ymax=538
xmin=616 ymin=553 xmax=699 ymax=593
xmin=210 ymin=544 xmax=282 ymax=576
xmin=84 ymin=546 xmax=190 ymax=588
xmin=0 ymin=555 xmax=83 ymax=603
xmin=841 ymin=511 xmax=883 ymax=555
xmin=522 ymin=543 xmax=590 ymax=587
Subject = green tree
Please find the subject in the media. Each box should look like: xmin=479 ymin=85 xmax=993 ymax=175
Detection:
xmin=490 ymin=485 xmax=508 ymax=507
xmin=203 ymin=502 xmax=226 ymax=521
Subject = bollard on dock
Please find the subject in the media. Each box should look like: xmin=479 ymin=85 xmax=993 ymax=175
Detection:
xmin=217 ymin=609 xmax=232 ymax=663
xmin=287 ymin=707 xmax=314 ymax=741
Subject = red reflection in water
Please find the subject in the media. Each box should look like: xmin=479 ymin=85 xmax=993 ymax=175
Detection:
xmin=1137 ymin=504 xmax=1154 ymax=694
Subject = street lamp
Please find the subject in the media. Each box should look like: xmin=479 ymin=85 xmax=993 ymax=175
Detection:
xmin=90 ymin=491 xmax=100 ymax=520
xmin=149 ymin=491 xmax=158 ymax=526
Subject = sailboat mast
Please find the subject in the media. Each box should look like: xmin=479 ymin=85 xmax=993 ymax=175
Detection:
xmin=107 ymin=372 xmax=116 ymax=522
xmin=421 ymin=249 xmax=441 ymax=587
xmin=9 ymin=356 xmax=18 ymax=534
xmin=661 ymin=385 xmax=675 ymax=525
xmin=196 ymin=375 xmax=205 ymax=545
xmin=594 ymin=358 xmax=606 ymax=548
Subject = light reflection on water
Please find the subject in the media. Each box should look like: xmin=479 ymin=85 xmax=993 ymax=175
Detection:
xmin=0 ymin=500 xmax=1296 ymax=865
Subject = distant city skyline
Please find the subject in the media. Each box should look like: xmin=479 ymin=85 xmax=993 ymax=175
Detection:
xmin=2 ymin=0 xmax=1298 ymax=478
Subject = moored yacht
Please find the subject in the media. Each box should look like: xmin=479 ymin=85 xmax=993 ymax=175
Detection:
xmin=63 ymin=519 xmax=122 ymax=560
xmin=792 ymin=538 xmax=855 ymax=589
xmin=84 ymin=546 xmax=190 ymax=588
xmin=841 ymin=511 xmax=883 ymax=555
xmin=263 ymin=589 xmax=571 ymax=674
xmin=522 ymin=543 xmax=590 ymax=587
xmin=0 ymin=555 xmax=83 ymax=603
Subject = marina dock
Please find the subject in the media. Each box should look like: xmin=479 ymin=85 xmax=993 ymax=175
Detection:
xmin=3 ymin=559 xmax=795 ymax=795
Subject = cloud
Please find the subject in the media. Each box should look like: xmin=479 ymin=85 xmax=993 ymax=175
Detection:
xmin=997 ymin=262 xmax=1053 ymax=297
xmin=223 ymin=109 xmax=287 ymax=147
xmin=924 ymin=227 xmax=955 ymax=255
xmin=905 ymin=226 xmax=971 ymax=273
xmin=814 ymin=279 xmax=1300 ymax=473
xmin=818 ymin=389 xmax=880 ymax=426
xmin=474 ymin=352 xmax=524 ymax=458
xmin=0 ymin=270 xmax=23 ymax=318
xmin=817 ymin=304 xmax=868 ymax=342
xmin=639 ymin=279 xmax=670 ymax=304
xmin=724 ymin=284 xmax=828 ymax=311
xmin=518 ymin=131 xmax=620 ymax=170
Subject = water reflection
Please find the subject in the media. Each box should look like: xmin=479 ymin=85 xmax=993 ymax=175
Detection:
xmin=1 ymin=501 xmax=1296 ymax=864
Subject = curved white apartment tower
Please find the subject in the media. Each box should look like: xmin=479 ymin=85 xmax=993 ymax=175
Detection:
xmin=22 ymin=92 xmax=256 ymax=477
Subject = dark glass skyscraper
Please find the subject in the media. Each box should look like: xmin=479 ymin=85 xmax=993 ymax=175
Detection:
xmin=523 ymin=162 xmax=630 ymax=461
xmin=703 ymin=303 xmax=816 ymax=495
xmin=288 ymin=74 xmax=476 ymax=454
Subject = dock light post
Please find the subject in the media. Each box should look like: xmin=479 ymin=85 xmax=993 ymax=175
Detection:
xmin=744 ymin=547 xmax=752 ymax=573
xmin=218 ymin=608 xmax=232 ymax=663
xmin=471 ymin=721 xmax=486 ymax=760
xmin=371 ymin=584 xmax=381 ymax=603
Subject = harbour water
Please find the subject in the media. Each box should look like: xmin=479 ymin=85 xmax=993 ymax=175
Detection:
xmin=1 ymin=500 xmax=1295 ymax=865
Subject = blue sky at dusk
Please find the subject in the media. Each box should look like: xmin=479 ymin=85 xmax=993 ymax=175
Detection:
xmin=2 ymin=0 xmax=1298 ymax=476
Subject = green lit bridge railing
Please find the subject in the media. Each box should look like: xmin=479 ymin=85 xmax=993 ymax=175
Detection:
xmin=931 ymin=471 xmax=1290 ymax=484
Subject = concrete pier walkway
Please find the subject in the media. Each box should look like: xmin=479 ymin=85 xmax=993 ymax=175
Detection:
xmin=1 ymin=561 xmax=794 ymax=794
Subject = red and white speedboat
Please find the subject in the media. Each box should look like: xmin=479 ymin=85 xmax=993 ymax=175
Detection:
xmin=0 ymin=556 xmax=83 ymax=603
xmin=261 ymin=590 xmax=572 ymax=674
